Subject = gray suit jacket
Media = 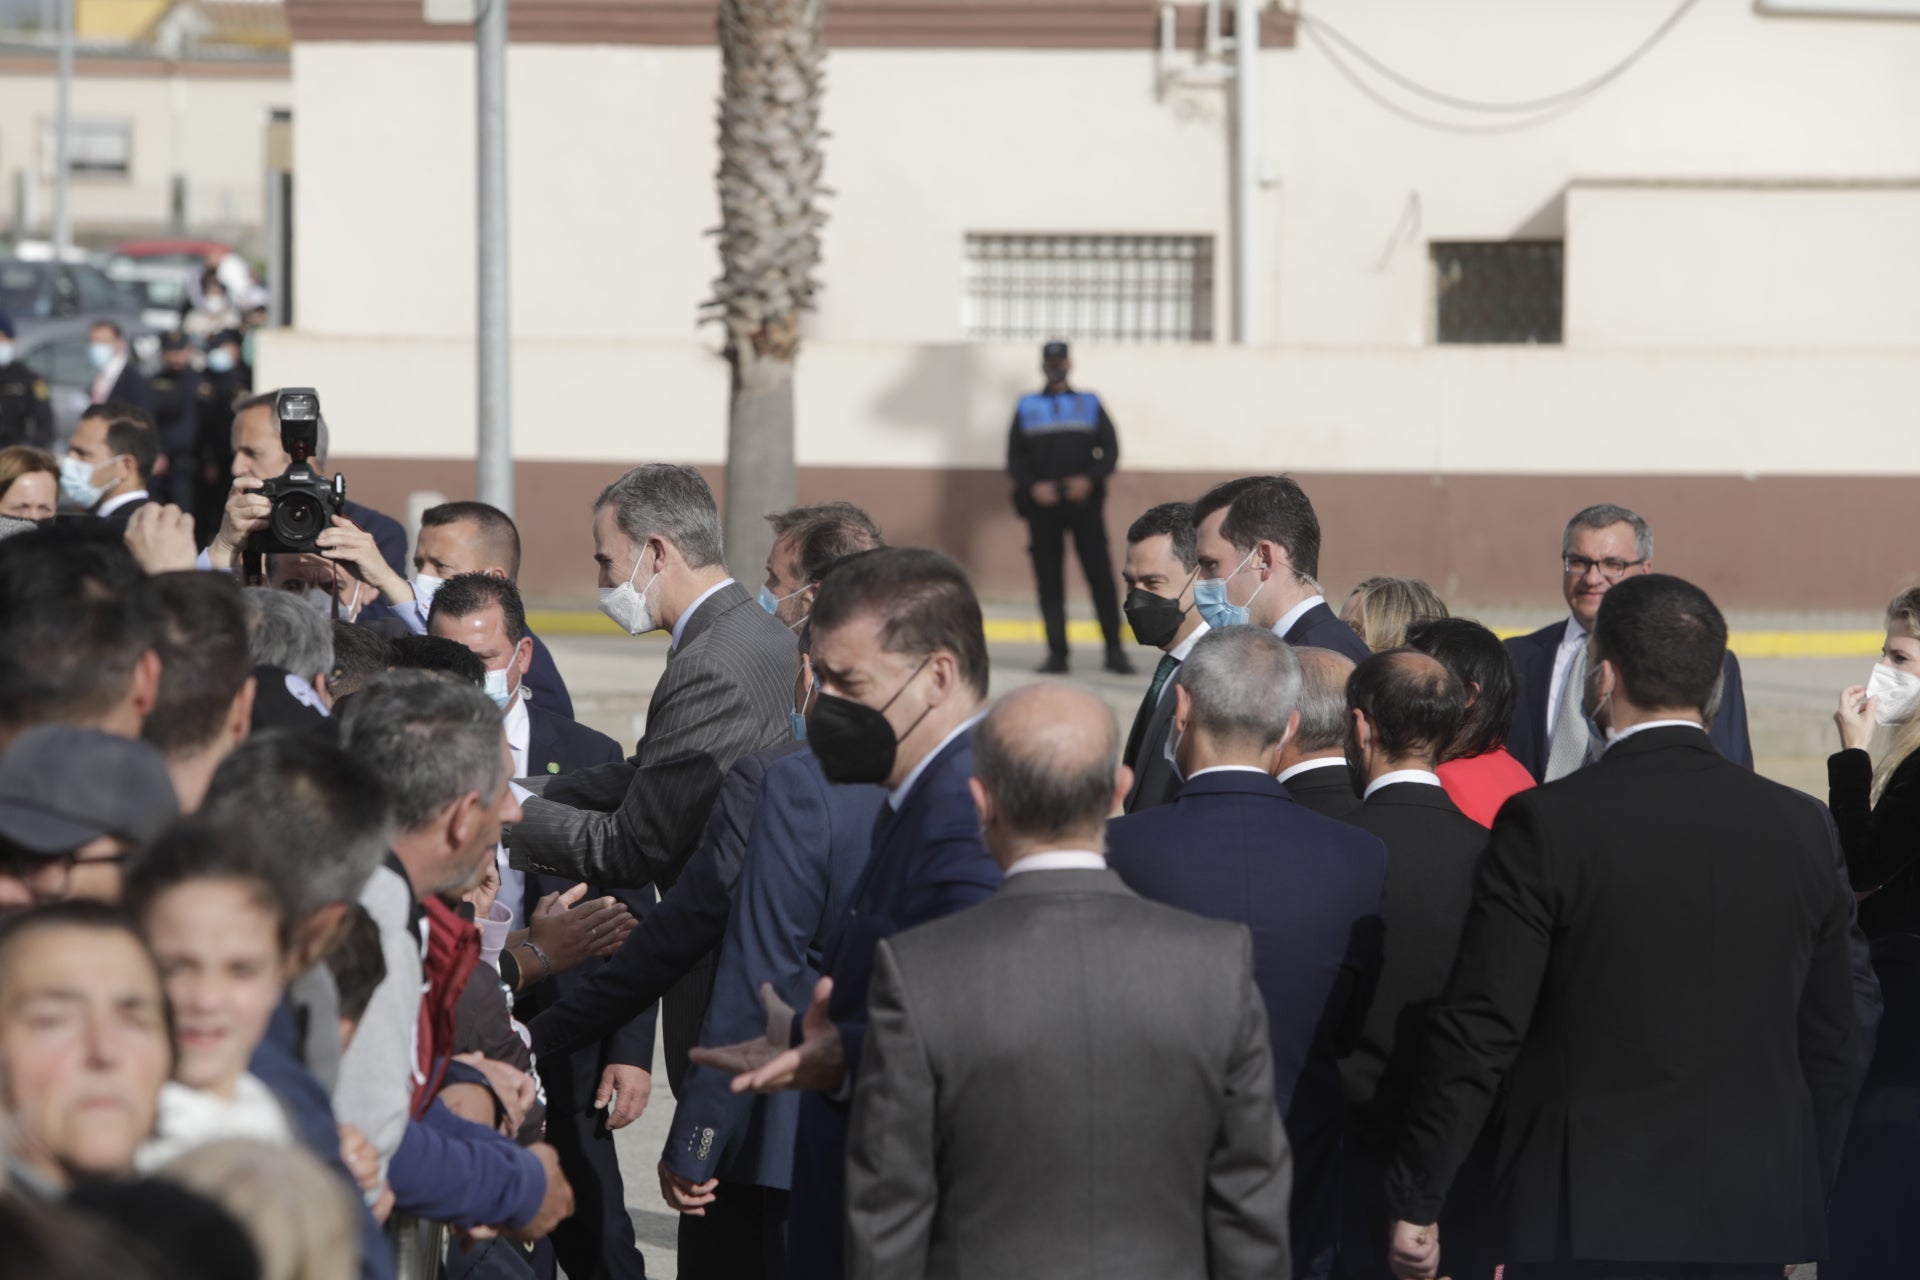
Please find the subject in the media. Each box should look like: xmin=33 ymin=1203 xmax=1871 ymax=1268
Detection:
xmin=1123 ymin=667 xmax=1185 ymax=813
xmin=846 ymin=868 xmax=1292 ymax=1280
xmin=509 ymin=580 xmax=796 ymax=889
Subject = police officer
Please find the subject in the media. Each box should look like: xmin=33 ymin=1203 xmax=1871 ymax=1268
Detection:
xmin=1007 ymin=339 xmax=1131 ymax=675
xmin=149 ymin=333 xmax=206 ymax=511
xmin=0 ymin=313 xmax=54 ymax=451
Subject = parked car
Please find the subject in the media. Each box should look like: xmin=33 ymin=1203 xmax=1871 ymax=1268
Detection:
xmin=0 ymin=258 xmax=148 ymax=345
xmin=13 ymin=317 xmax=161 ymax=452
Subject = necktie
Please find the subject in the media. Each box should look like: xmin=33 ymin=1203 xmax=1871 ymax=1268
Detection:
xmin=1544 ymin=645 xmax=1600 ymax=781
xmin=1123 ymin=654 xmax=1180 ymax=768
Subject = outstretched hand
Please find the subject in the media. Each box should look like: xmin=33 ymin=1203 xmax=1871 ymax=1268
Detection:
xmin=688 ymin=976 xmax=844 ymax=1095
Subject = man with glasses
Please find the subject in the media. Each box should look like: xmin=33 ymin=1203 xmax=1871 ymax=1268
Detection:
xmin=1504 ymin=503 xmax=1752 ymax=780
xmin=0 ymin=725 xmax=178 ymax=912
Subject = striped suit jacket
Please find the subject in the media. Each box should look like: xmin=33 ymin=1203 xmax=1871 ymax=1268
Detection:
xmin=508 ymin=578 xmax=797 ymax=892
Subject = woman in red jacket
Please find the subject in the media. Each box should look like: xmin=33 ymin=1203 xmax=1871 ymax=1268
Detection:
xmin=1408 ymin=617 xmax=1535 ymax=828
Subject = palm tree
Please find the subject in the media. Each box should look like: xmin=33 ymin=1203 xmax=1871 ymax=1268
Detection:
xmin=709 ymin=0 xmax=826 ymax=581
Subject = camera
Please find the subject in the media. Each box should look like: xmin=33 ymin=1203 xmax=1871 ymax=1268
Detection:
xmin=252 ymin=387 xmax=345 ymax=555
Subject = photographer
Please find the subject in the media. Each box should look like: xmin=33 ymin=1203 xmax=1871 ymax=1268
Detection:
xmin=205 ymin=391 xmax=405 ymax=576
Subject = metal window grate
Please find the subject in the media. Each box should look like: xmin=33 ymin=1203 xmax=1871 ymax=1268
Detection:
xmin=964 ymin=233 xmax=1215 ymax=344
xmin=1431 ymin=241 xmax=1563 ymax=345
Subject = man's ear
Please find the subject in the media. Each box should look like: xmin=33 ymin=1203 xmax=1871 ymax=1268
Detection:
xmin=1110 ymin=765 xmax=1134 ymax=815
xmin=291 ymin=901 xmax=352 ymax=973
xmin=446 ymin=790 xmax=483 ymax=852
xmin=1348 ymin=707 xmax=1369 ymax=752
xmin=514 ymin=636 xmax=535 ymax=680
xmin=1172 ymin=683 xmax=1193 ymax=735
xmin=226 ymin=677 xmax=258 ymax=746
xmin=129 ymin=648 xmax=162 ymax=721
xmin=968 ymin=776 xmax=993 ymax=828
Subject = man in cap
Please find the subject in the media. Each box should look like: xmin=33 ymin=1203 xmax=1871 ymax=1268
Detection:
xmin=1007 ymin=338 xmax=1130 ymax=676
xmin=0 ymin=724 xmax=178 ymax=911
xmin=0 ymin=312 xmax=54 ymax=450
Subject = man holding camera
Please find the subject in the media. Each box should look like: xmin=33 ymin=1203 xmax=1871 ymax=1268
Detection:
xmin=204 ymin=390 xmax=407 ymax=576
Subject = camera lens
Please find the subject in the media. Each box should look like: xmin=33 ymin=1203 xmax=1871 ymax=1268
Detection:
xmin=271 ymin=491 xmax=325 ymax=548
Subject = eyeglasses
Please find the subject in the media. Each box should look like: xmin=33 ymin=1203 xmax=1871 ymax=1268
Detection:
xmin=0 ymin=843 xmax=126 ymax=903
xmin=1562 ymin=555 xmax=1646 ymax=582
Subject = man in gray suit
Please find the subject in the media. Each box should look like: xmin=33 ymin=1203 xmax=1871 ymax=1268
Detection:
xmin=845 ymin=682 xmax=1292 ymax=1280
xmin=509 ymin=464 xmax=796 ymax=890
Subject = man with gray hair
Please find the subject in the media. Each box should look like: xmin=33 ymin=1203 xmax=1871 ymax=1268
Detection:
xmin=508 ymin=463 xmax=796 ymax=890
xmin=243 ymin=585 xmax=335 ymax=700
xmin=847 ymin=681 xmax=1292 ymax=1280
xmin=1108 ymin=629 xmax=1386 ymax=1278
xmin=1504 ymin=502 xmax=1751 ymax=780
xmin=1277 ymin=647 xmax=1363 ymax=821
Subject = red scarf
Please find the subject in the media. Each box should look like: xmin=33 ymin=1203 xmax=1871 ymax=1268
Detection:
xmin=410 ymin=895 xmax=481 ymax=1118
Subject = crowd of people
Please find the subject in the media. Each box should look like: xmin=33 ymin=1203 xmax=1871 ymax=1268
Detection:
xmin=0 ymin=376 xmax=1914 ymax=1280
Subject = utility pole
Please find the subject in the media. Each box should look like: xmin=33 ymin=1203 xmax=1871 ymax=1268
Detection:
xmin=51 ymin=0 xmax=73 ymax=251
xmin=1232 ymin=0 xmax=1259 ymax=344
xmin=474 ymin=0 xmax=512 ymax=514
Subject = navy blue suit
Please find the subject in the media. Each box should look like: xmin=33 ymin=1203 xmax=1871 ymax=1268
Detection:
xmin=340 ymin=497 xmax=409 ymax=580
xmin=1108 ymin=770 xmax=1388 ymax=1280
xmin=1504 ymin=619 xmax=1752 ymax=780
xmin=1284 ymin=601 xmax=1373 ymax=665
xmin=786 ymin=727 xmax=1002 ymax=1280
xmin=515 ymin=702 xmax=654 ymax=1280
xmin=522 ymin=633 xmax=574 ymax=721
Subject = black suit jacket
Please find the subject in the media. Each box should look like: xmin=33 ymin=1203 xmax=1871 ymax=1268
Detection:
xmin=100 ymin=494 xmax=149 ymax=532
xmin=1386 ymin=728 xmax=1861 ymax=1266
xmin=1504 ymin=619 xmax=1753 ymax=779
xmin=1281 ymin=760 xmax=1364 ymax=822
xmin=1283 ymin=601 xmax=1372 ymax=664
xmin=528 ymin=740 xmax=806 ymax=1094
xmin=1121 ymin=665 xmax=1185 ymax=814
xmin=104 ymin=364 xmax=155 ymax=416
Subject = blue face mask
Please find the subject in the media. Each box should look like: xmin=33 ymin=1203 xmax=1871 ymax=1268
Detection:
xmin=1193 ymin=548 xmax=1264 ymax=630
xmin=759 ymin=583 xmax=808 ymax=629
xmin=791 ymin=679 xmax=818 ymax=742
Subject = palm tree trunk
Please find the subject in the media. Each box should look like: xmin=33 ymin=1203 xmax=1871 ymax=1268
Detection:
xmin=711 ymin=0 xmax=825 ymax=581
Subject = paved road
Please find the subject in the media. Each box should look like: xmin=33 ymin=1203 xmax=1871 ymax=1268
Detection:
xmin=541 ymin=631 xmax=1865 ymax=1277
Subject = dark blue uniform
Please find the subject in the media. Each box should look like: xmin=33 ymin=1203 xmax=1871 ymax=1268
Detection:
xmin=1006 ymin=386 xmax=1124 ymax=663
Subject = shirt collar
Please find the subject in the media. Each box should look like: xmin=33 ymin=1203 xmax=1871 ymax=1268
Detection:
xmin=1605 ymin=718 xmax=1708 ymax=748
xmin=1003 ymin=850 xmax=1107 ymax=877
xmin=671 ymin=577 xmax=735 ymax=651
xmin=1166 ymin=618 xmax=1211 ymax=663
xmin=1188 ymin=765 xmax=1271 ymax=780
xmin=1363 ymin=768 xmax=1444 ymax=800
xmin=1272 ymin=594 xmax=1328 ymax=640
xmin=95 ymin=488 xmax=148 ymax=518
xmin=502 ymin=689 xmax=530 ymax=770
xmin=1559 ymin=613 xmax=1589 ymax=650
xmin=1277 ymin=756 xmax=1346 ymax=784
xmin=890 ymin=710 xmax=985 ymax=812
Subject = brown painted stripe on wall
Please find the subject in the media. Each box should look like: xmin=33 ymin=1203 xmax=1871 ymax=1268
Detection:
xmin=285 ymin=0 xmax=1293 ymax=49
xmin=330 ymin=458 xmax=1920 ymax=613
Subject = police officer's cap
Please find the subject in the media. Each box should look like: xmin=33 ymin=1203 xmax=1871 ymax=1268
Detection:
xmin=210 ymin=327 xmax=244 ymax=349
xmin=1042 ymin=339 xmax=1069 ymax=361
xmin=159 ymin=331 xmax=192 ymax=352
xmin=0 ymin=312 xmax=13 ymax=339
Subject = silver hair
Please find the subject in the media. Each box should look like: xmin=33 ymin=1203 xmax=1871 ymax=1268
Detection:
xmin=1562 ymin=503 xmax=1653 ymax=562
xmin=595 ymin=463 xmax=724 ymax=569
xmin=1292 ymin=647 xmax=1357 ymax=752
xmin=1181 ymin=626 xmax=1303 ymax=749
xmin=243 ymin=587 xmax=334 ymax=683
xmin=338 ymin=671 xmax=506 ymax=833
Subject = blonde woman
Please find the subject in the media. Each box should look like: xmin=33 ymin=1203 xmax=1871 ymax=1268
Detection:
xmin=1832 ymin=587 xmax=1920 ymax=936
xmin=161 ymin=1140 xmax=360 ymax=1280
xmin=0 ymin=444 xmax=58 ymax=520
xmin=1339 ymin=576 xmax=1449 ymax=653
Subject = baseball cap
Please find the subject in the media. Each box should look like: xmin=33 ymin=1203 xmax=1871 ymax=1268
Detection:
xmin=1042 ymin=340 xmax=1069 ymax=361
xmin=0 ymin=726 xmax=178 ymax=855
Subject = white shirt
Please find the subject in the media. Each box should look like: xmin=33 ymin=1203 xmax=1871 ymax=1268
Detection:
xmin=91 ymin=350 xmax=127 ymax=403
xmin=672 ymin=577 xmax=735 ymax=650
xmin=1604 ymin=718 xmax=1707 ymax=750
xmin=496 ymin=691 xmax=531 ymax=933
xmin=1003 ymin=850 xmax=1108 ymax=877
xmin=96 ymin=488 xmax=149 ymax=519
xmin=890 ymin=711 xmax=986 ymax=812
xmin=1155 ymin=620 xmax=1212 ymax=704
xmin=1188 ymin=765 xmax=1271 ymax=780
xmin=136 ymin=1075 xmax=292 ymax=1171
xmin=1545 ymin=613 xmax=1589 ymax=740
xmin=1273 ymin=594 xmax=1328 ymax=641
xmin=1363 ymin=768 xmax=1444 ymax=800
xmin=1278 ymin=757 xmax=1346 ymax=785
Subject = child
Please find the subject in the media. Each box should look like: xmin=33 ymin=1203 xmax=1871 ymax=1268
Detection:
xmin=126 ymin=817 xmax=298 ymax=1170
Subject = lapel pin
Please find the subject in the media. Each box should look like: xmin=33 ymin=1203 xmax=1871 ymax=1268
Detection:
xmin=546 ymin=762 xmax=560 ymax=774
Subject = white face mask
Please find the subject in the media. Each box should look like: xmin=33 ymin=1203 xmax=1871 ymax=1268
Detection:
xmin=58 ymin=454 xmax=118 ymax=509
xmin=87 ymin=342 xmax=115 ymax=371
xmin=303 ymin=581 xmax=360 ymax=618
xmin=484 ymin=664 xmax=520 ymax=711
xmin=412 ymin=573 xmax=446 ymax=613
xmin=598 ymin=553 xmax=661 ymax=636
xmin=1867 ymin=662 xmax=1920 ymax=726
xmin=0 ymin=342 xmax=15 ymax=365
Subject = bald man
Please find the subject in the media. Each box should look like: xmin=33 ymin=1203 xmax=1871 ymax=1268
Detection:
xmin=1335 ymin=650 xmax=1493 ymax=1280
xmin=845 ymin=684 xmax=1291 ymax=1280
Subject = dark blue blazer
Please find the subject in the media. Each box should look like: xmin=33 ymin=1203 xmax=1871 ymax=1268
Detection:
xmin=786 ymin=726 xmax=1002 ymax=1280
xmin=1504 ymin=619 xmax=1752 ymax=780
xmin=662 ymin=748 xmax=884 ymax=1191
xmin=339 ymin=497 xmax=409 ymax=580
xmin=527 ymin=741 xmax=805 ymax=1091
xmin=1108 ymin=769 xmax=1388 ymax=1277
xmin=516 ymin=703 xmax=655 ymax=1109
xmin=1284 ymin=600 xmax=1373 ymax=664
xmin=522 ymin=632 xmax=574 ymax=721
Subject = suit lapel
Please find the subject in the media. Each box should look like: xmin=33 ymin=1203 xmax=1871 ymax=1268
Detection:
xmin=1521 ymin=621 xmax=1566 ymax=758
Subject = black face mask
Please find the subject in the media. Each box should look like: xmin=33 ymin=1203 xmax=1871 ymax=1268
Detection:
xmin=1123 ymin=584 xmax=1191 ymax=650
xmin=809 ymin=658 xmax=933 ymax=785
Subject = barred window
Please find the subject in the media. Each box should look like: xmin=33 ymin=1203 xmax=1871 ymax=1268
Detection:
xmin=41 ymin=118 xmax=133 ymax=179
xmin=1431 ymin=241 xmax=1563 ymax=345
xmin=964 ymin=234 xmax=1215 ymax=344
